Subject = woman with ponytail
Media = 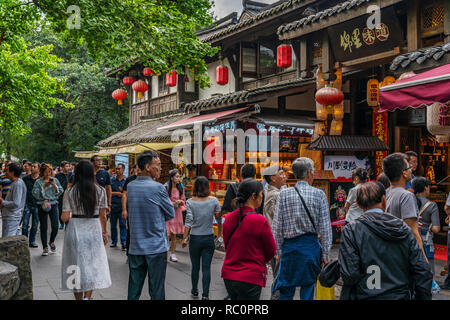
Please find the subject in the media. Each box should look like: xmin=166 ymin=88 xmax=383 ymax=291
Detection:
xmin=60 ymin=160 xmax=111 ymax=300
xmin=221 ymin=179 xmax=276 ymax=300
xmin=344 ymin=168 xmax=368 ymax=224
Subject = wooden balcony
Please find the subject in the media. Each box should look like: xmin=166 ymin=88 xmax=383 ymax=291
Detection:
xmin=150 ymin=93 xmax=178 ymax=116
xmin=242 ymin=70 xmax=297 ymax=90
xmin=130 ymin=101 xmax=149 ymax=126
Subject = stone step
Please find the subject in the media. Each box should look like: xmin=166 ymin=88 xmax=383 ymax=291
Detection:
xmin=0 ymin=260 xmax=20 ymax=300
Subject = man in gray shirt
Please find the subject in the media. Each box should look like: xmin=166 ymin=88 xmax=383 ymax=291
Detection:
xmin=383 ymin=153 xmax=423 ymax=253
xmin=0 ymin=162 xmax=27 ymax=237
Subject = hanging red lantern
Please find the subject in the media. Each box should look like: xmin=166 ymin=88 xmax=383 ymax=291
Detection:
xmin=123 ymin=77 xmax=136 ymax=86
xmin=132 ymin=80 xmax=149 ymax=99
xmin=216 ymin=65 xmax=229 ymax=85
xmin=166 ymin=70 xmax=177 ymax=87
xmin=315 ymin=85 xmax=344 ymax=106
xmin=143 ymin=67 xmax=156 ymax=77
xmin=112 ymin=89 xmax=127 ymax=105
xmin=277 ymin=44 xmax=292 ymax=68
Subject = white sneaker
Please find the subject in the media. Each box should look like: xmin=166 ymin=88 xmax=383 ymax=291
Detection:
xmin=169 ymin=253 xmax=178 ymax=262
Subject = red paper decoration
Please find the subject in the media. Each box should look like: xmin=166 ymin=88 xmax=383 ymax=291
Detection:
xmin=166 ymin=70 xmax=177 ymax=87
xmin=143 ymin=68 xmax=156 ymax=77
xmin=277 ymin=44 xmax=292 ymax=68
xmin=216 ymin=65 xmax=229 ymax=85
xmin=132 ymin=80 xmax=149 ymax=99
xmin=123 ymin=77 xmax=136 ymax=86
xmin=112 ymin=89 xmax=127 ymax=105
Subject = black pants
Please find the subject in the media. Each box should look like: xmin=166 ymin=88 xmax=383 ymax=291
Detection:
xmin=38 ymin=205 xmax=59 ymax=249
xmin=128 ymin=252 xmax=167 ymax=300
xmin=224 ymin=279 xmax=262 ymax=300
xmin=189 ymin=234 xmax=215 ymax=297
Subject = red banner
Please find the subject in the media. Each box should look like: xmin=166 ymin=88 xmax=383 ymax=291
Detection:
xmin=373 ymin=108 xmax=388 ymax=177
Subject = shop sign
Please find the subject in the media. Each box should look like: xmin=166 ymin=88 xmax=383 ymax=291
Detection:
xmin=367 ymin=79 xmax=380 ymax=107
xmin=373 ymin=108 xmax=388 ymax=177
xmin=427 ymin=102 xmax=450 ymax=136
xmin=327 ymin=6 xmax=403 ymax=62
xmin=409 ymin=108 xmax=426 ymax=126
xmin=204 ymin=120 xmax=237 ymax=135
xmin=324 ymin=155 xmax=369 ymax=179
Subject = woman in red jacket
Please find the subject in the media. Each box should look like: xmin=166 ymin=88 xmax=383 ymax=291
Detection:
xmin=221 ymin=179 xmax=277 ymax=300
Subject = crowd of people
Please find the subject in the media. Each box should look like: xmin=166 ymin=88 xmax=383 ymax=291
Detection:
xmin=0 ymin=149 xmax=449 ymax=301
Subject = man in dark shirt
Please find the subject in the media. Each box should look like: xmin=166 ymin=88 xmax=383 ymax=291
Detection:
xmin=22 ymin=162 xmax=40 ymax=247
xmin=91 ymin=155 xmax=112 ymax=214
xmin=110 ymin=163 xmax=127 ymax=250
xmin=55 ymin=161 xmax=71 ymax=229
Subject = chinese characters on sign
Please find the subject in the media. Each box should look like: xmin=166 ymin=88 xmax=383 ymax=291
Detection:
xmin=373 ymin=108 xmax=388 ymax=177
xmin=324 ymin=156 xmax=370 ymax=179
xmin=339 ymin=23 xmax=390 ymax=53
xmin=439 ymin=104 xmax=450 ymax=126
xmin=367 ymin=79 xmax=380 ymax=107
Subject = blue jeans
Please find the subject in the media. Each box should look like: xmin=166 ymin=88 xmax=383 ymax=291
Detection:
xmin=279 ymin=283 xmax=315 ymax=300
xmin=189 ymin=234 xmax=215 ymax=297
xmin=128 ymin=252 xmax=167 ymax=300
xmin=22 ymin=205 xmax=39 ymax=244
xmin=110 ymin=209 xmax=127 ymax=245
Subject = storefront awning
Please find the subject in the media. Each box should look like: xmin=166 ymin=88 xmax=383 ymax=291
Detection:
xmin=379 ymin=64 xmax=450 ymax=111
xmin=73 ymin=151 xmax=104 ymax=159
xmin=250 ymin=115 xmax=315 ymax=130
xmin=97 ymin=142 xmax=186 ymax=155
xmin=307 ymin=136 xmax=389 ymax=151
xmin=157 ymin=106 xmax=258 ymax=132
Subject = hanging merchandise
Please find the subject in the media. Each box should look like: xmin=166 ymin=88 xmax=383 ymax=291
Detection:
xmin=316 ymin=102 xmax=327 ymax=120
xmin=313 ymin=122 xmax=326 ymax=140
xmin=329 ymin=120 xmax=343 ymax=135
xmin=132 ymin=80 xmax=149 ymax=99
xmin=333 ymin=102 xmax=344 ymax=120
xmin=316 ymin=65 xmax=327 ymax=90
xmin=367 ymin=79 xmax=380 ymax=107
xmin=112 ymin=88 xmax=127 ymax=105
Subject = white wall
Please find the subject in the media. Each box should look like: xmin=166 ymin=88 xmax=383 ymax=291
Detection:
xmin=151 ymin=76 xmax=158 ymax=99
xmin=199 ymin=57 xmax=236 ymax=100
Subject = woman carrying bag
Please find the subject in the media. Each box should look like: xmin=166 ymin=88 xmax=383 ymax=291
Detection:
xmin=221 ymin=179 xmax=276 ymax=300
xmin=182 ymin=177 xmax=221 ymax=300
xmin=32 ymin=163 xmax=64 ymax=256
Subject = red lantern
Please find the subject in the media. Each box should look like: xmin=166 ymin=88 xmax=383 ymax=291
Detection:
xmin=277 ymin=44 xmax=292 ymax=68
xmin=112 ymin=89 xmax=127 ymax=105
xmin=132 ymin=80 xmax=149 ymax=99
xmin=123 ymin=77 xmax=136 ymax=86
xmin=166 ymin=70 xmax=177 ymax=87
xmin=216 ymin=65 xmax=229 ymax=85
xmin=315 ymin=86 xmax=344 ymax=106
xmin=143 ymin=67 xmax=156 ymax=77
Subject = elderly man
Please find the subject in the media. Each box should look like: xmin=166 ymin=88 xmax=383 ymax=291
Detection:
xmin=272 ymin=157 xmax=332 ymax=300
xmin=339 ymin=181 xmax=432 ymax=300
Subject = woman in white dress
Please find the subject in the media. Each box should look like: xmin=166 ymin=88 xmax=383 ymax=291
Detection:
xmin=60 ymin=160 xmax=111 ymax=300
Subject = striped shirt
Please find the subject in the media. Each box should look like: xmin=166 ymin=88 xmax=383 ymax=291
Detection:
xmin=272 ymin=181 xmax=332 ymax=260
xmin=127 ymin=176 xmax=175 ymax=255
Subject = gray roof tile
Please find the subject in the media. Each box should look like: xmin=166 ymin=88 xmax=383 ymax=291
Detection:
xmin=390 ymin=43 xmax=450 ymax=71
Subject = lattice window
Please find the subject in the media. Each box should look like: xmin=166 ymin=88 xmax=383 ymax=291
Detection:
xmin=421 ymin=2 xmax=444 ymax=33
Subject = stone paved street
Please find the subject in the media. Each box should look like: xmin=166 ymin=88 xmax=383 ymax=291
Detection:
xmin=1 ymin=218 xmax=448 ymax=300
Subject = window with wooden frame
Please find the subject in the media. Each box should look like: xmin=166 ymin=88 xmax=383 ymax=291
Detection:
xmin=420 ymin=1 xmax=444 ymax=40
xmin=158 ymin=74 xmax=169 ymax=96
xmin=241 ymin=43 xmax=257 ymax=79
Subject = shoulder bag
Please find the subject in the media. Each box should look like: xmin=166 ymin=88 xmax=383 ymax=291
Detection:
xmin=294 ymin=186 xmax=317 ymax=233
xmin=224 ymin=210 xmax=256 ymax=249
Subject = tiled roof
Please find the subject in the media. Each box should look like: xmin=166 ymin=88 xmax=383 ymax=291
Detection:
xmin=277 ymin=0 xmax=371 ymax=38
xmin=183 ymin=77 xmax=314 ymax=113
xmin=97 ymin=113 xmax=189 ymax=147
xmin=203 ymin=0 xmax=304 ymax=43
xmin=307 ymin=135 xmax=389 ymax=151
xmin=390 ymin=43 xmax=450 ymax=71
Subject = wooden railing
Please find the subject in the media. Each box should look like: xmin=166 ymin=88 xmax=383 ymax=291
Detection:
xmin=150 ymin=93 xmax=178 ymax=116
xmin=242 ymin=70 xmax=297 ymax=90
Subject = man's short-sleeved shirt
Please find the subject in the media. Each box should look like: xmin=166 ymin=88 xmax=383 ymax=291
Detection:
xmin=386 ymin=187 xmax=418 ymax=220
xmin=0 ymin=174 xmax=12 ymax=199
xmin=95 ymin=169 xmax=111 ymax=188
xmin=111 ymin=176 xmax=126 ymax=204
xmin=405 ymin=174 xmax=415 ymax=190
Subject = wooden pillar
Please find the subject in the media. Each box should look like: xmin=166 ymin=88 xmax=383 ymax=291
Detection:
xmin=445 ymin=0 xmax=450 ymax=43
xmin=278 ymin=96 xmax=286 ymax=116
xmin=350 ymin=79 xmax=357 ymax=136
xmin=407 ymin=0 xmax=420 ymax=51
xmin=300 ymin=38 xmax=313 ymax=78
xmin=321 ymin=32 xmax=336 ymax=82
